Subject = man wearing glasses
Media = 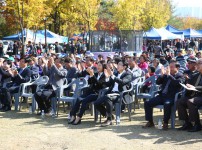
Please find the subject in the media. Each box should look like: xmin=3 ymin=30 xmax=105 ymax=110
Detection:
xmin=177 ymin=58 xmax=202 ymax=132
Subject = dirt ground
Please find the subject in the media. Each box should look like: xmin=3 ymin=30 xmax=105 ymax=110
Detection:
xmin=0 ymin=104 xmax=201 ymax=150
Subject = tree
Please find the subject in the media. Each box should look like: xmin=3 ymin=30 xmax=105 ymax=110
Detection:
xmin=110 ymin=0 xmax=147 ymax=30
xmin=140 ymin=0 xmax=171 ymax=30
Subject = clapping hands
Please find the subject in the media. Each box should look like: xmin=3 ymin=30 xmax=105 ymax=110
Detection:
xmin=104 ymin=67 xmax=113 ymax=78
xmin=86 ymin=67 xmax=94 ymax=76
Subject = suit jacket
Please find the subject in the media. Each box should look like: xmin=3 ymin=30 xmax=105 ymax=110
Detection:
xmin=43 ymin=64 xmax=67 ymax=91
xmin=77 ymin=66 xmax=98 ymax=78
xmin=105 ymin=71 xmax=133 ymax=94
xmin=186 ymin=72 xmax=202 ymax=97
xmin=12 ymin=67 xmax=31 ymax=85
xmin=66 ymin=67 xmax=77 ymax=83
xmin=0 ymin=67 xmax=12 ymax=85
xmin=156 ymin=72 xmax=185 ymax=99
xmin=88 ymin=73 xmax=107 ymax=93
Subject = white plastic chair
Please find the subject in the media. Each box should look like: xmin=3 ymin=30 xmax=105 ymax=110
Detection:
xmin=19 ymin=76 xmax=49 ymax=112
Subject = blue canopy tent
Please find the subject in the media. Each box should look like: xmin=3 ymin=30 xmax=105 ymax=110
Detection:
xmin=3 ymin=29 xmax=29 ymax=41
xmin=144 ymin=27 xmax=181 ymax=40
xmin=165 ymin=25 xmax=181 ymax=33
xmin=197 ymin=30 xmax=202 ymax=35
xmin=3 ymin=29 xmax=68 ymax=43
xmin=165 ymin=25 xmax=184 ymax=39
xmin=181 ymin=28 xmax=202 ymax=38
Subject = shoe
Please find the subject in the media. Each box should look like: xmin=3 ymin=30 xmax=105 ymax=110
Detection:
xmin=178 ymin=123 xmax=193 ymax=131
xmin=68 ymin=117 xmax=76 ymax=124
xmin=37 ymin=112 xmax=42 ymax=115
xmin=162 ymin=123 xmax=168 ymax=130
xmin=101 ymin=120 xmax=113 ymax=127
xmin=72 ymin=117 xmax=81 ymax=125
xmin=101 ymin=119 xmax=108 ymax=124
xmin=1 ymin=106 xmax=11 ymax=112
xmin=188 ymin=124 xmax=202 ymax=132
xmin=142 ymin=122 xmax=155 ymax=128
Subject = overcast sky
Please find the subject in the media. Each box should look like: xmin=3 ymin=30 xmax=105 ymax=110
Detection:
xmin=172 ymin=0 xmax=202 ymax=18
xmin=172 ymin=0 xmax=202 ymax=7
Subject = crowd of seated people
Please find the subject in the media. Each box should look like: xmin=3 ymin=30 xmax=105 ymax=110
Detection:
xmin=0 ymin=46 xmax=201 ymax=131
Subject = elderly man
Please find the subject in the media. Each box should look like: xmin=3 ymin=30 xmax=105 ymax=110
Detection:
xmin=143 ymin=61 xmax=184 ymax=130
xmin=34 ymin=57 xmax=67 ymax=114
xmin=177 ymin=58 xmax=202 ymax=132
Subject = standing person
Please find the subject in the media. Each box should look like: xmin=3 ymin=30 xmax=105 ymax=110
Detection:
xmin=13 ymin=41 xmax=19 ymax=56
xmin=175 ymin=39 xmax=182 ymax=51
xmin=153 ymin=43 xmax=163 ymax=58
xmin=177 ymin=58 xmax=202 ymax=132
xmin=34 ymin=57 xmax=67 ymax=114
xmin=142 ymin=61 xmax=184 ymax=130
xmin=0 ymin=42 xmax=4 ymax=58
xmin=27 ymin=41 xmax=33 ymax=55
xmin=55 ymin=42 xmax=63 ymax=53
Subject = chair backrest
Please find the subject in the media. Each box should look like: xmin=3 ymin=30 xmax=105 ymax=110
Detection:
xmin=72 ymin=77 xmax=88 ymax=98
xmin=34 ymin=76 xmax=49 ymax=86
xmin=147 ymin=75 xmax=158 ymax=94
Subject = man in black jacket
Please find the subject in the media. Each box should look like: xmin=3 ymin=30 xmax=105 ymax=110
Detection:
xmin=94 ymin=60 xmax=133 ymax=127
xmin=0 ymin=58 xmax=31 ymax=111
xmin=143 ymin=61 xmax=184 ymax=130
xmin=177 ymin=58 xmax=202 ymax=132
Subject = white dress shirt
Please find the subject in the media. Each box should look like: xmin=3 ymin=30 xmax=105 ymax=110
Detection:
xmin=111 ymin=71 xmax=125 ymax=92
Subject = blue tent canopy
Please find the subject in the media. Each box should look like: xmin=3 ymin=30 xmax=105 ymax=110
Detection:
xmin=181 ymin=28 xmax=202 ymax=38
xmin=144 ymin=27 xmax=181 ymax=40
xmin=3 ymin=29 xmax=68 ymax=43
xmin=165 ymin=25 xmax=181 ymax=33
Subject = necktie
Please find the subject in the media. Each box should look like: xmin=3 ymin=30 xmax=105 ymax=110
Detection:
xmin=162 ymin=79 xmax=171 ymax=94
xmin=19 ymin=69 xmax=24 ymax=74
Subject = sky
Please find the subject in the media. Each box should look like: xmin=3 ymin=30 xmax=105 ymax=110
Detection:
xmin=173 ymin=0 xmax=202 ymax=7
xmin=172 ymin=0 xmax=202 ymax=18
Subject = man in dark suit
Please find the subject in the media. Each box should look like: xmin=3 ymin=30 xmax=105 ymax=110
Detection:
xmin=64 ymin=58 xmax=77 ymax=83
xmin=69 ymin=61 xmax=107 ymax=125
xmin=177 ymin=58 xmax=202 ymax=132
xmin=143 ymin=60 xmax=184 ymax=130
xmin=13 ymin=41 xmax=19 ymax=56
xmin=55 ymin=42 xmax=63 ymax=53
xmin=34 ymin=57 xmax=67 ymax=114
xmin=28 ymin=57 xmax=39 ymax=81
xmin=94 ymin=60 xmax=133 ymax=127
xmin=77 ymin=56 xmax=97 ymax=78
xmin=0 ymin=58 xmax=31 ymax=111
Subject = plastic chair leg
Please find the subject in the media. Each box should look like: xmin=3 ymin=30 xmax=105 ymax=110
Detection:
xmin=128 ymin=104 xmax=132 ymax=121
xmin=14 ymin=94 xmax=19 ymax=111
xmin=91 ymin=103 xmax=95 ymax=116
xmin=31 ymin=97 xmax=35 ymax=113
xmin=115 ymin=103 xmax=121 ymax=125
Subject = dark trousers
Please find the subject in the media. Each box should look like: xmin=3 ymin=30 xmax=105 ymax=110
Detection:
xmin=70 ymin=94 xmax=98 ymax=118
xmin=144 ymin=95 xmax=174 ymax=124
xmin=34 ymin=85 xmax=55 ymax=113
xmin=0 ymin=86 xmax=19 ymax=107
xmin=94 ymin=93 xmax=120 ymax=121
xmin=177 ymin=96 xmax=202 ymax=124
